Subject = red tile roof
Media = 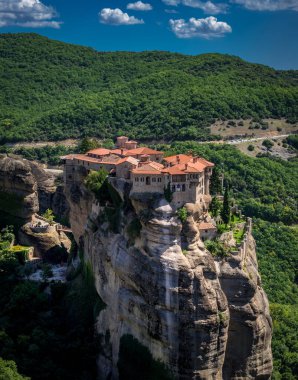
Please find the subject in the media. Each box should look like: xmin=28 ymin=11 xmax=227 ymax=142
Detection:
xmin=131 ymin=161 xmax=163 ymax=174
xmin=115 ymin=157 xmax=138 ymax=166
xmin=198 ymin=222 xmax=217 ymax=230
xmin=163 ymin=154 xmax=192 ymax=164
xmin=87 ymin=148 xmax=111 ymax=156
xmin=124 ymin=147 xmax=163 ymax=156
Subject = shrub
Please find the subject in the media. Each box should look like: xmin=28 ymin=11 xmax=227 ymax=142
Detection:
xmin=205 ymin=240 xmax=227 ymax=258
xmin=42 ymin=209 xmax=55 ymax=224
xmin=262 ymin=139 xmax=274 ymax=150
xmin=177 ymin=207 xmax=188 ymax=223
xmin=84 ymin=169 xmax=108 ymax=199
xmin=247 ymin=145 xmax=255 ymax=151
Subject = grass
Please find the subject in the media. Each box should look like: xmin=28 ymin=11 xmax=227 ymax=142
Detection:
xmin=233 ymin=228 xmax=245 ymax=244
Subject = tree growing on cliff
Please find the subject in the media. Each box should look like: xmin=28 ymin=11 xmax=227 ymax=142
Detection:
xmin=210 ymin=167 xmax=222 ymax=196
xmin=84 ymin=169 xmax=108 ymax=199
xmin=42 ymin=209 xmax=55 ymax=224
xmin=221 ymin=186 xmax=230 ymax=225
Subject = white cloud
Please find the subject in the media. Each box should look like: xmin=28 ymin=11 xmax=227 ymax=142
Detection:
xmin=0 ymin=0 xmax=61 ymax=28
xmin=231 ymin=0 xmax=298 ymax=11
xmin=169 ymin=16 xmax=232 ymax=38
xmin=165 ymin=8 xmax=179 ymax=12
xmin=99 ymin=8 xmax=144 ymax=25
xmin=127 ymin=1 xmax=153 ymax=11
xmin=162 ymin=0 xmax=228 ymax=14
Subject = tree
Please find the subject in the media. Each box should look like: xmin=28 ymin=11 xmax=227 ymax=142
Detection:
xmin=210 ymin=167 xmax=222 ymax=195
xmin=77 ymin=138 xmax=101 ymax=154
xmin=210 ymin=196 xmax=221 ymax=217
xmin=42 ymin=209 xmax=55 ymax=224
xmin=262 ymin=139 xmax=274 ymax=150
xmin=221 ymin=186 xmax=230 ymax=225
xmin=177 ymin=207 xmax=188 ymax=223
xmin=247 ymin=145 xmax=255 ymax=151
xmin=0 ymin=358 xmax=29 ymax=380
xmin=84 ymin=169 xmax=108 ymax=198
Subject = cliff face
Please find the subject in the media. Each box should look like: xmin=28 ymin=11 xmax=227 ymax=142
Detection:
xmin=0 ymin=154 xmax=68 ymax=223
xmin=65 ymin=178 xmax=272 ymax=380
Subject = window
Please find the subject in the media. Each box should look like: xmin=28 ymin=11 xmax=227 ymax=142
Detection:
xmin=141 ymin=177 xmax=144 ymax=182
xmin=172 ymin=185 xmax=175 ymax=192
xmin=182 ymin=184 xmax=186 ymax=192
xmin=152 ymin=177 xmax=156 ymax=182
xmin=157 ymin=177 xmax=161 ymax=182
xmin=135 ymin=177 xmax=139 ymax=182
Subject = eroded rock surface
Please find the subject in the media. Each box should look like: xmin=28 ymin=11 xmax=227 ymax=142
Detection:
xmin=65 ymin=178 xmax=273 ymax=380
xmin=0 ymin=154 xmax=68 ymax=222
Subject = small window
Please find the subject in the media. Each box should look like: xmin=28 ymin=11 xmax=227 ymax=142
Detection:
xmin=152 ymin=177 xmax=156 ymax=182
xmin=172 ymin=185 xmax=175 ymax=192
xmin=182 ymin=184 xmax=186 ymax=192
xmin=157 ymin=177 xmax=161 ymax=182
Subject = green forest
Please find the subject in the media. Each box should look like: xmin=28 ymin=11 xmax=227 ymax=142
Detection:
xmin=0 ymin=33 xmax=297 ymax=142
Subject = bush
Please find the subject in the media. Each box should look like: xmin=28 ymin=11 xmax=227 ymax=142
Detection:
xmin=84 ymin=169 xmax=108 ymax=199
xmin=176 ymin=207 xmax=188 ymax=223
xmin=262 ymin=139 xmax=274 ymax=150
xmin=247 ymin=145 xmax=255 ymax=151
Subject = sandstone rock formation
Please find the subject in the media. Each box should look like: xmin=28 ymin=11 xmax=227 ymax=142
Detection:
xmin=0 ymin=154 xmax=68 ymax=223
xmin=18 ymin=222 xmax=71 ymax=260
xmin=0 ymin=154 xmax=39 ymax=221
xmin=65 ymin=177 xmax=273 ymax=380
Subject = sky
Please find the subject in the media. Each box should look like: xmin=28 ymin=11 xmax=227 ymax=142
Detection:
xmin=0 ymin=0 xmax=297 ymax=69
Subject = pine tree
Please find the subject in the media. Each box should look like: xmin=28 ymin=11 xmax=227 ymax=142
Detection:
xmin=221 ymin=186 xmax=230 ymax=225
xmin=210 ymin=196 xmax=221 ymax=217
xmin=210 ymin=167 xmax=222 ymax=195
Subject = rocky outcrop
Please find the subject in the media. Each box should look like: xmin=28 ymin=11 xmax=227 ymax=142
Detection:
xmin=0 ymin=154 xmax=68 ymax=223
xmin=219 ymin=234 xmax=272 ymax=379
xmin=0 ymin=154 xmax=39 ymax=221
xmin=65 ymin=178 xmax=273 ymax=380
xmin=18 ymin=222 xmax=71 ymax=260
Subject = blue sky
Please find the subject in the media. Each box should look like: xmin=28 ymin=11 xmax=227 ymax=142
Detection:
xmin=0 ymin=0 xmax=297 ymax=69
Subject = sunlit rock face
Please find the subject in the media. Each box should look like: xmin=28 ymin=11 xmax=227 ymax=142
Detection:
xmin=65 ymin=178 xmax=272 ymax=380
xmin=0 ymin=154 xmax=68 ymax=222
xmin=0 ymin=154 xmax=39 ymax=220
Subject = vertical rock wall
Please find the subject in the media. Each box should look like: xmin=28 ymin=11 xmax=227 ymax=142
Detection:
xmin=65 ymin=179 xmax=272 ymax=380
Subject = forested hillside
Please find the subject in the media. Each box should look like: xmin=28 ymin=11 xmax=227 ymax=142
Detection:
xmin=0 ymin=33 xmax=297 ymax=142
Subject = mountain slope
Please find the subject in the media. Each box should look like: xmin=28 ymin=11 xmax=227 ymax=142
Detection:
xmin=0 ymin=33 xmax=297 ymax=142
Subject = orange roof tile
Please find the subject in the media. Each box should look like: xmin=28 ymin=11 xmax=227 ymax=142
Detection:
xmin=161 ymin=166 xmax=186 ymax=175
xmin=164 ymin=154 xmax=192 ymax=164
xmin=194 ymin=157 xmax=214 ymax=167
xmin=131 ymin=161 xmax=163 ymax=174
xmin=87 ymin=148 xmax=111 ymax=156
xmin=124 ymin=147 xmax=163 ymax=156
xmin=111 ymin=148 xmax=128 ymax=155
xmin=115 ymin=157 xmax=138 ymax=166
xmin=198 ymin=222 xmax=216 ymax=230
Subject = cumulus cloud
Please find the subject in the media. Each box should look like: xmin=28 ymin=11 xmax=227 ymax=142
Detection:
xmin=231 ymin=0 xmax=298 ymax=11
xmin=99 ymin=8 xmax=144 ymax=25
xmin=162 ymin=0 xmax=227 ymax=14
xmin=127 ymin=1 xmax=153 ymax=10
xmin=0 ymin=0 xmax=61 ymax=28
xmin=169 ymin=16 xmax=232 ymax=38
